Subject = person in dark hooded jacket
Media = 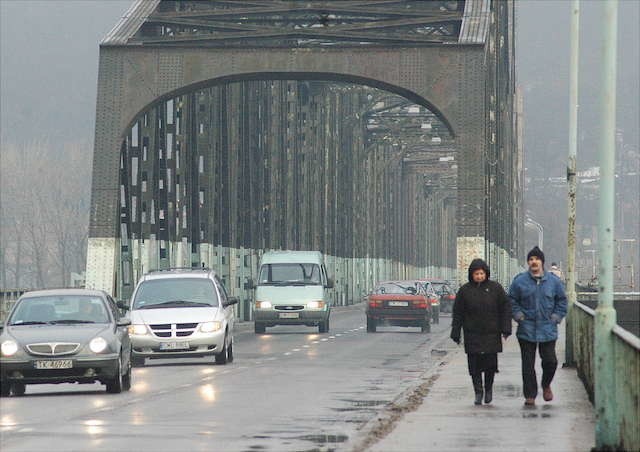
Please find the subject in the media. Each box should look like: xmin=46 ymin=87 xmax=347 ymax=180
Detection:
xmin=450 ymin=259 xmax=512 ymax=405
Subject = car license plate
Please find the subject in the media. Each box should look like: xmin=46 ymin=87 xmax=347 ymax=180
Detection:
xmin=159 ymin=341 xmax=190 ymax=350
xmin=34 ymin=360 xmax=73 ymax=369
xmin=388 ymin=301 xmax=409 ymax=307
xmin=279 ymin=312 xmax=299 ymax=319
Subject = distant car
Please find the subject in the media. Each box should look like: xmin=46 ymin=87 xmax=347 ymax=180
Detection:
xmin=250 ymin=251 xmax=333 ymax=334
xmin=423 ymin=279 xmax=456 ymax=314
xmin=126 ymin=268 xmax=238 ymax=366
xmin=365 ymin=281 xmax=432 ymax=333
xmin=0 ymin=289 xmax=132 ymax=396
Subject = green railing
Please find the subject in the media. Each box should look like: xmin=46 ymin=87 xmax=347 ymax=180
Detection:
xmin=572 ymin=297 xmax=640 ymax=451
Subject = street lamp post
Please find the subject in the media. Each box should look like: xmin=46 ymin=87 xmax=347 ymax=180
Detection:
xmin=525 ymin=217 xmax=544 ymax=250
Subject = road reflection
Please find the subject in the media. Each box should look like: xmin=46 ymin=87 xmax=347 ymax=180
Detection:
xmin=199 ymin=384 xmax=216 ymax=402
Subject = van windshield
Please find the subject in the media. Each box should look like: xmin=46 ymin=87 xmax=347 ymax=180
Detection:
xmin=132 ymin=278 xmax=219 ymax=309
xmin=259 ymin=263 xmax=322 ymax=286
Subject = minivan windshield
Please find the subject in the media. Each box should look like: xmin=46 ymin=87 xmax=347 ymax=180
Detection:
xmin=259 ymin=263 xmax=322 ymax=286
xmin=132 ymin=278 xmax=219 ymax=309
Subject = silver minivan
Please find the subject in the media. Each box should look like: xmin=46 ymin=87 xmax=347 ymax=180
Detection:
xmin=126 ymin=268 xmax=237 ymax=365
xmin=250 ymin=251 xmax=333 ymax=334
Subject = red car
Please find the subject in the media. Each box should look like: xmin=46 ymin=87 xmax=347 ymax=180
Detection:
xmin=422 ymin=279 xmax=456 ymax=314
xmin=365 ymin=281 xmax=433 ymax=333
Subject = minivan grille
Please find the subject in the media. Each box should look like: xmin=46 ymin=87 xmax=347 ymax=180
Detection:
xmin=149 ymin=323 xmax=197 ymax=338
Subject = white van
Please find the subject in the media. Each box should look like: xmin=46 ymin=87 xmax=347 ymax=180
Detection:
xmin=251 ymin=251 xmax=333 ymax=334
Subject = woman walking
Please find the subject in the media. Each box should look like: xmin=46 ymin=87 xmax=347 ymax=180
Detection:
xmin=450 ymin=259 xmax=512 ymax=405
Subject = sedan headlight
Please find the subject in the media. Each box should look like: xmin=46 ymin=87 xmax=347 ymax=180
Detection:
xmin=255 ymin=301 xmax=272 ymax=309
xmin=307 ymin=300 xmax=325 ymax=309
xmin=199 ymin=321 xmax=222 ymax=333
xmin=128 ymin=324 xmax=149 ymax=335
xmin=1 ymin=340 xmax=18 ymax=357
xmin=89 ymin=337 xmax=108 ymax=354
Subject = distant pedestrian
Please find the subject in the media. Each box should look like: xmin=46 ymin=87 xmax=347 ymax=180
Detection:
xmin=549 ymin=262 xmax=564 ymax=282
xmin=509 ymin=246 xmax=568 ymax=406
xmin=450 ymin=259 xmax=512 ymax=405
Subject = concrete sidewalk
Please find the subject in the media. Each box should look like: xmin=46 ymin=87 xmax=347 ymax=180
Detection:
xmin=368 ymin=325 xmax=595 ymax=452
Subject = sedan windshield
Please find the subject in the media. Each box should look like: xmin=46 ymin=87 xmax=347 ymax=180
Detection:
xmin=374 ymin=282 xmax=418 ymax=295
xmin=132 ymin=278 xmax=219 ymax=310
xmin=259 ymin=263 xmax=322 ymax=286
xmin=9 ymin=296 xmax=110 ymax=325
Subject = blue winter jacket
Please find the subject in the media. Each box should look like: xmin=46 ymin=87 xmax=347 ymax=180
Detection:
xmin=508 ymin=271 xmax=568 ymax=342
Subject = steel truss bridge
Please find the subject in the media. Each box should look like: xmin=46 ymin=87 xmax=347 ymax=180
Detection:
xmin=87 ymin=0 xmax=521 ymax=315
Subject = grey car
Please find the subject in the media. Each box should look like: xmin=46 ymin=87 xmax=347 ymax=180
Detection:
xmin=0 ymin=289 xmax=132 ymax=396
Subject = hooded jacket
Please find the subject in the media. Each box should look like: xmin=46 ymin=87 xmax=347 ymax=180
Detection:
xmin=450 ymin=259 xmax=512 ymax=354
xmin=508 ymin=270 xmax=567 ymax=342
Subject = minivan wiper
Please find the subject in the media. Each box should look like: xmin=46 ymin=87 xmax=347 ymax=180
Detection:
xmin=10 ymin=321 xmax=49 ymax=326
xmin=50 ymin=319 xmax=96 ymax=324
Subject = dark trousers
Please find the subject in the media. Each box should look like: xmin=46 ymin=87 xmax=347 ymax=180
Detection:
xmin=518 ymin=338 xmax=558 ymax=399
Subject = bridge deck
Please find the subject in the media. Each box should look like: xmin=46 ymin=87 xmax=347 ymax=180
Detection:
xmin=368 ymin=323 xmax=595 ymax=451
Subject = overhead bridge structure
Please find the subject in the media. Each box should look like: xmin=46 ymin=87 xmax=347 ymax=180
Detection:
xmin=87 ymin=0 xmax=521 ymax=312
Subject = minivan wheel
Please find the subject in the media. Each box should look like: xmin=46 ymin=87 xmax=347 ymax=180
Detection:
xmin=227 ymin=340 xmax=234 ymax=363
xmin=131 ymin=354 xmax=145 ymax=367
xmin=11 ymin=382 xmax=26 ymax=396
xmin=254 ymin=322 xmax=266 ymax=334
xmin=318 ymin=317 xmax=329 ymax=333
xmin=215 ymin=333 xmax=229 ymax=365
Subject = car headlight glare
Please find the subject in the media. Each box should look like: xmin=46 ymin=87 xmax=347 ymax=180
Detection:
xmin=89 ymin=337 xmax=108 ymax=353
xmin=1 ymin=340 xmax=18 ymax=357
xmin=128 ymin=324 xmax=148 ymax=335
xmin=255 ymin=301 xmax=272 ymax=309
xmin=199 ymin=321 xmax=222 ymax=333
xmin=307 ymin=300 xmax=325 ymax=309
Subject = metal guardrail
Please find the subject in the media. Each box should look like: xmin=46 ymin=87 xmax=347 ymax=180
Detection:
xmin=572 ymin=296 xmax=640 ymax=451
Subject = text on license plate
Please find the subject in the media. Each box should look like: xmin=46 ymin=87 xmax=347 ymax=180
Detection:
xmin=279 ymin=312 xmax=299 ymax=319
xmin=388 ymin=301 xmax=409 ymax=307
xmin=35 ymin=360 xmax=73 ymax=369
xmin=159 ymin=341 xmax=190 ymax=350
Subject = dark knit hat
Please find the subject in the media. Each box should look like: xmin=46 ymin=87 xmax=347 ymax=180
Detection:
xmin=527 ymin=246 xmax=545 ymax=264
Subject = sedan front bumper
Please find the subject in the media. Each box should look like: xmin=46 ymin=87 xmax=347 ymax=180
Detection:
xmin=0 ymin=354 xmax=120 ymax=384
xmin=130 ymin=328 xmax=225 ymax=359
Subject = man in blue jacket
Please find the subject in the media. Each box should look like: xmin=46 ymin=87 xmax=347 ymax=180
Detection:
xmin=509 ymin=246 xmax=568 ymax=406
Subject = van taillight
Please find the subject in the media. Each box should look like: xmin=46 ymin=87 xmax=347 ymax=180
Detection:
xmin=369 ymin=300 xmax=382 ymax=308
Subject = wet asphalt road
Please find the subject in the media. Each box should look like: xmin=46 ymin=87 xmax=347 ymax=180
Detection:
xmin=0 ymin=305 xmax=451 ymax=452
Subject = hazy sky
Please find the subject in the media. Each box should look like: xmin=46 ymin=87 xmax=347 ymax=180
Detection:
xmin=1 ymin=0 xmax=638 ymax=190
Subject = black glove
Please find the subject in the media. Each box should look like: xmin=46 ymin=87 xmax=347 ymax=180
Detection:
xmin=450 ymin=332 xmax=461 ymax=345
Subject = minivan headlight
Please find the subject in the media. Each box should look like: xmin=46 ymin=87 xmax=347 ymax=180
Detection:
xmin=255 ymin=301 xmax=272 ymax=309
xmin=307 ymin=300 xmax=325 ymax=309
xmin=128 ymin=324 xmax=149 ymax=336
xmin=199 ymin=321 xmax=222 ymax=333
xmin=1 ymin=340 xmax=18 ymax=357
xmin=89 ymin=337 xmax=108 ymax=353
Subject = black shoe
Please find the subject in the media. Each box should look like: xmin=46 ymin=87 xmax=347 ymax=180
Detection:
xmin=474 ymin=391 xmax=483 ymax=405
xmin=484 ymin=389 xmax=492 ymax=404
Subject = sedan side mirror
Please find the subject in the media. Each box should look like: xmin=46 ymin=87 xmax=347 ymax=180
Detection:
xmin=325 ymin=278 xmax=334 ymax=289
xmin=117 ymin=318 xmax=131 ymax=327
xmin=116 ymin=300 xmax=130 ymax=311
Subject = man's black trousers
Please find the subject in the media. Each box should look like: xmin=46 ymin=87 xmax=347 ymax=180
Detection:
xmin=517 ymin=338 xmax=558 ymax=399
